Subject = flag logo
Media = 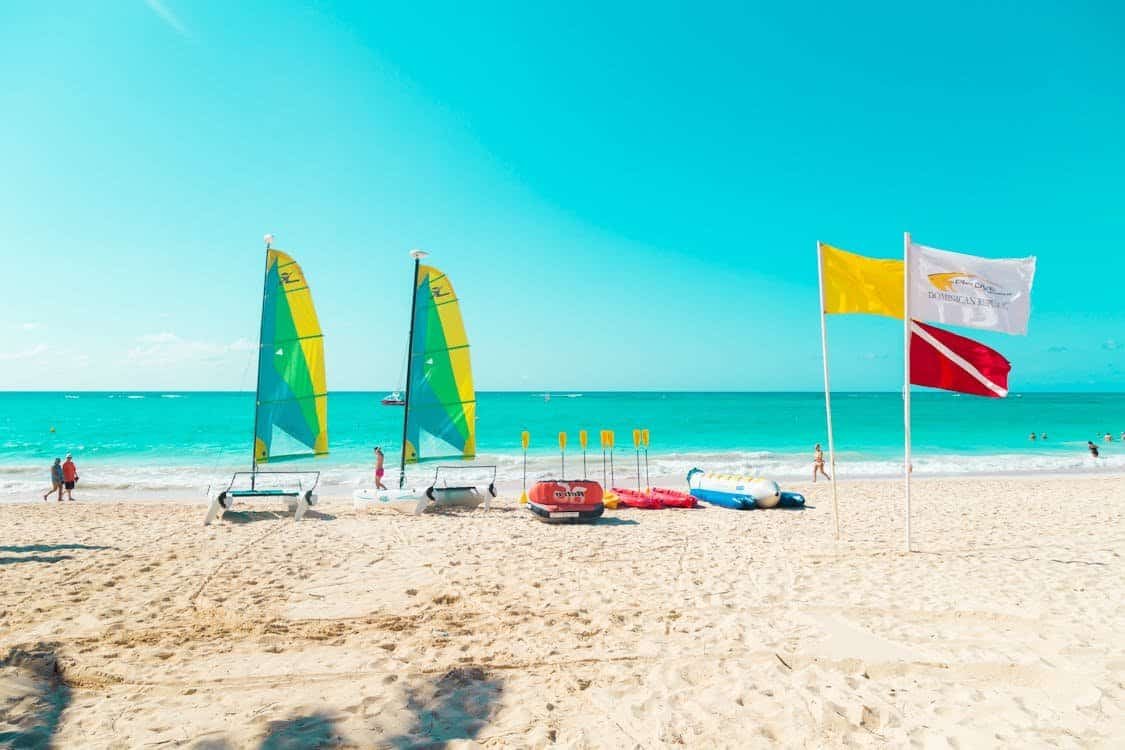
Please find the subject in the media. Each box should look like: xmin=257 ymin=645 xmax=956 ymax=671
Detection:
xmin=926 ymin=272 xmax=1014 ymax=298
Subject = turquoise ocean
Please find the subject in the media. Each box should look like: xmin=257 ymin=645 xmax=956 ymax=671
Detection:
xmin=2 ymin=391 xmax=1123 ymax=501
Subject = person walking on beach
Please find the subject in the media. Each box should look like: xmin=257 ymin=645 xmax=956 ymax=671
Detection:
xmin=812 ymin=443 xmax=831 ymax=482
xmin=43 ymin=458 xmax=63 ymax=502
xmin=1088 ymin=441 xmax=1100 ymax=458
xmin=62 ymin=453 xmax=78 ymax=501
xmin=373 ymin=447 xmax=387 ymax=490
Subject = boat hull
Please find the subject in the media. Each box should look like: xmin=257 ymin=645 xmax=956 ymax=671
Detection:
xmin=527 ymin=501 xmax=605 ymax=524
xmin=353 ymin=488 xmax=429 ymax=515
xmin=430 ymin=486 xmax=489 ymax=508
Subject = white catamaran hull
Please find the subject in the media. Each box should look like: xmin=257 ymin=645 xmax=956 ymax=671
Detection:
xmin=205 ymin=488 xmax=319 ymax=525
xmin=353 ymin=485 xmax=493 ymax=515
xmin=431 ymin=486 xmax=491 ymax=509
xmin=353 ymin=488 xmax=430 ymax=515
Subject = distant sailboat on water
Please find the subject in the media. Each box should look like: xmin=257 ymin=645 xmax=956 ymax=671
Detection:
xmin=205 ymin=234 xmax=327 ymax=524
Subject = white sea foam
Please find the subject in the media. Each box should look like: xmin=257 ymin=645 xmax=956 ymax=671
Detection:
xmin=3 ymin=449 xmax=1122 ymax=502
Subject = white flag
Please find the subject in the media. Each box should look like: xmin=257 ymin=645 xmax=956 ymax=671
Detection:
xmin=908 ymin=242 xmax=1036 ymax=335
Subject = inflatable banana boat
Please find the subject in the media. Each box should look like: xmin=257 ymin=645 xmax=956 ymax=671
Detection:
xmin=686 ymin=469 xmax=802 ymax=510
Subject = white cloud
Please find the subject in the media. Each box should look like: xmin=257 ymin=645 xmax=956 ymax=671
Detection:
xmin=0 ymin=344 xmax=49 ymax=361
xmin=143 ymin=0 xmax=189 ymax=36
xmin=138 ymin=331 xmax=178 ymax=344
xmin=128 ymin=334 xmax=255 ymax=367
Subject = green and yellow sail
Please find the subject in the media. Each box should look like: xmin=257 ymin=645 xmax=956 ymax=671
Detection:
xmin=403 ymin=264 xmax=476 ymax=462
xmin=254 ymin=249 xmax=328 ymax=463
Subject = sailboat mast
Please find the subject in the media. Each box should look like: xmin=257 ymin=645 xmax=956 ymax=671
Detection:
xmin=399 ymin=252 xmax=423 ymax=489
xmin=251 ymin=235 xmax=272 ymax=484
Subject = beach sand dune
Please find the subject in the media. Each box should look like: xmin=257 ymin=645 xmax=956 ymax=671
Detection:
xmin=1 ymin=476 xmax=1123 ymax=747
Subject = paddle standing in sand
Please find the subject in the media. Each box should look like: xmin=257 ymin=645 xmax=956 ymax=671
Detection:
xmin=812 ymin=443 xmax=831 ymax=482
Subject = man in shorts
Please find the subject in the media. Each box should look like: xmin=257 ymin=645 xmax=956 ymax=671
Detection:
xmin=62 ymin=453 xmax=79 ymax=501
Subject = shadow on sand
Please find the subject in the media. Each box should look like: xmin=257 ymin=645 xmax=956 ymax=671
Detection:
xmin=227 ymin=667 xmax=503 ymax=748
xmin=0 ymin=544 xmax=113 ymax=553
xmin=385 ymin=666 xmax=504 ymax=748
xmin=258 ymin=712 xmax=342 ymax=749
xmin=0 ymin=555 xmax=76 ymax=566
xmin=0 ymin=644 xmax=72 ymax=749
xmin=220 ymin=509 xmax=337 ymax=525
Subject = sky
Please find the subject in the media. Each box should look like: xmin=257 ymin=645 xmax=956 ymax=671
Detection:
xmin=1 ymin=1 xmax=1123 ymax=391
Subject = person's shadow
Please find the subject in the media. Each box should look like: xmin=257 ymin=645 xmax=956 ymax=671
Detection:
xmin=0 ymin=644 xmax=72 ymax=748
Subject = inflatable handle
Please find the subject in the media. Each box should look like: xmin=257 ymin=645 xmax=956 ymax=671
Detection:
xmin=521 ymin=430 xmax=530 ymax=450
xmin=686 ymin=467 xmax=703 ymax=487
xmin=641 ymin=429 xmax=650 ymax=448
xmin=558 ymin=432 xmax=567 ymax=450
xmin=579 ymin=430 xmax=588 ymax=449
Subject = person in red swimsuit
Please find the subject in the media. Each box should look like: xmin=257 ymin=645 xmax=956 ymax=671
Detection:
xmin=374 ymin=447 xmax=387 ymax=490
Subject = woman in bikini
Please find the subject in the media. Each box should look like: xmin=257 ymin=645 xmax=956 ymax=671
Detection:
xmin=813 ymin=443 xmax=831 ymax=482
xmin=374 ymin=447 xmax=387 ymax=490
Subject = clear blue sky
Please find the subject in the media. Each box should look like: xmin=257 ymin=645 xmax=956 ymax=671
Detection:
xmin=2 ymin=1 xmax=1122 ymax=391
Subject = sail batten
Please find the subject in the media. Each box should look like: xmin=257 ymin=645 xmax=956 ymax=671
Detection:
xmin=403 ymin=263 xmax=476 ymax=464
xmin=254 ymin=249 xmax=328 ymax=465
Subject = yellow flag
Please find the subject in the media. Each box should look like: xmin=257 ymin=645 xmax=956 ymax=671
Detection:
xmin=820 ymin=243 xmax=903 ymax=318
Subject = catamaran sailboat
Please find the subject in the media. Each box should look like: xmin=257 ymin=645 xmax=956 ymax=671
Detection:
xmin=354 ymin=250 xmax=495 ymax=514
xmin=205 ymin=235 xmax=328 ymax=524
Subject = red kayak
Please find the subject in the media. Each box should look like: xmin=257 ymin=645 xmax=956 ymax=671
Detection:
xmin=613 ymin=488 xmax=664 ymax=509
xmin=649 ymin=488 xmax=698 ymax=508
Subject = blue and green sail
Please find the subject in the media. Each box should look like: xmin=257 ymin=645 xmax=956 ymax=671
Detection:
xmin=403 ymin=264 xmax=476 ymax=463
xmin=254 ymin=249 xmax=328 ymax=464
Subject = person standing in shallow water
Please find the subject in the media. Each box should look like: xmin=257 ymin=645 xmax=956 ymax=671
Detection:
xmin=43 ymin=458 xmax=63 ymax=502
xmin=1088 ymin=441 xmax=1100 ymax=458
xmin=812 ymin=443 xmax=831 ymax=482
xmin=373 ymin=447 xmax=387 ymax=490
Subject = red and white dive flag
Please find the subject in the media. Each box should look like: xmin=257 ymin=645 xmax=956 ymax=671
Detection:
xmin=910 ymin=320 xmax=1011 ymax=398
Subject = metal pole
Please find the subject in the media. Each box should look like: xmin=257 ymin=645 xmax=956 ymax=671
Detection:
xmin=903 ymin=232 xmax=913 ymax=552
xmin=816 ymin=241 xmax=840 ymax=540
xmin=399 ymin=255 xmax=422 ymax=489
xmin=251 ymin=236 xmax=272 ymax=489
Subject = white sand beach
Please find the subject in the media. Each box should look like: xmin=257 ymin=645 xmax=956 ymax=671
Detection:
xmin=2 ymin=475 xmax=1123 ymax=748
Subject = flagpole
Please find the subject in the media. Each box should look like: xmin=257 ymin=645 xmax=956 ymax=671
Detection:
xmin=815 ymin=241 xmax=841 ymax=541
xmin=903 ymin=231 xmax=913 ymax=553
